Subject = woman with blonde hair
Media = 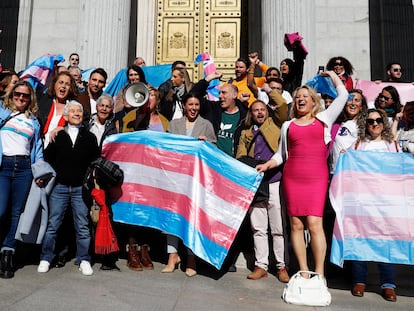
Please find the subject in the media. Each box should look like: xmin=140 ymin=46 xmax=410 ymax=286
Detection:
xmin=0 ymin=81 xmax=43 ymax=278
xmin=257 ymin=71 xmax=348 ymax=279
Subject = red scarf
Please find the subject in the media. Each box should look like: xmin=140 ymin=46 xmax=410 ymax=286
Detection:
xmin=43 ymin=100 xmax=66 ymax=135
xmin=91 ymin=188 xmax=120 ymax=255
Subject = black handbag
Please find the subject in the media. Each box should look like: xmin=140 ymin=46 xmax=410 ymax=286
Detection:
xmin=237 ymin=133 xmax=269 ymax=202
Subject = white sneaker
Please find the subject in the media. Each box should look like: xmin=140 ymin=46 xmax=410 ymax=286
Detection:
xmin=79 ymin=260 xmax=93 ymax=276
xmin=37 ymin=260 xmax=50 ymax=273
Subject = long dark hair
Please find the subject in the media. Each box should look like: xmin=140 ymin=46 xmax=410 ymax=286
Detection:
xmin=126 ymin=64 xmax=147 ymax=84
xmin=374 ymin=85 xmax=402 ymax=118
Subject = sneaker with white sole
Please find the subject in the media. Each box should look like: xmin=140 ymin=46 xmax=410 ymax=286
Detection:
xmin=37 ymin=260 xmax=50 ymax=273
xmin=79 ymin=260 xmax=93 ymax=276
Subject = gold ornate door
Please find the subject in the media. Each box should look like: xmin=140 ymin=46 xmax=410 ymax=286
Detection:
xmin=156 ymin=0 xmax=241 ymax=81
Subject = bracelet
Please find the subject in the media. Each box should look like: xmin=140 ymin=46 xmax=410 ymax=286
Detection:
xmin=248 ymin=72 xmax=254 ymax=75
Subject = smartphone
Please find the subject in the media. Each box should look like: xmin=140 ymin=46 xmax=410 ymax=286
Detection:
xmin=318 ymin=66 xmax=324 ymax=74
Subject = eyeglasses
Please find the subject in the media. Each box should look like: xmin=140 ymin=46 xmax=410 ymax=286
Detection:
xmin=392 ymin=68 xmax=402 ymax=72
xmin=378 ymin=94 xmax=391 ymax=101
xmin=13 ymin=91 xmax=31 ymax=101
xmin=366 ymin=118 xmax=384 ymax=125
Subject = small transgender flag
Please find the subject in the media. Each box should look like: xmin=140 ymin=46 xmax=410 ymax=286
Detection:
xmin=102 ymin=131 xmax=262 ymax=269
xmin=20 ymin=54 xmax=65 ymax=90
xmin=330 ymin=149 xmax=414 ymax=267
xmin=195 ymin=52 xmax=220 ymax=101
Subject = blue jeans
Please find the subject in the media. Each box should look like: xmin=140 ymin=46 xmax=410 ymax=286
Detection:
xmin=0 ymin=155 xmax=32 ymax=252
xmin=40 ymin=183 xmax=91 ymax=263
xmin=352 ymin=261 xmax=396 ymax=289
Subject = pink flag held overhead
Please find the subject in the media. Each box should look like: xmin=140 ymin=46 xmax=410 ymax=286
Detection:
xmin=355 ymin=80 xmax=414 ymax=105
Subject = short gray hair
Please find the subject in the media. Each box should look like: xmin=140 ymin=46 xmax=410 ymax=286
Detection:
xmin=96 ymin=94 xmax=114 ymax=108
xmin=63 ymin=100 xmax=83 ymax=116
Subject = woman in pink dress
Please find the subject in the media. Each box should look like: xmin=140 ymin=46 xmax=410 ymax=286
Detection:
xmin=257 ymin=71 xmax=348 ymax=277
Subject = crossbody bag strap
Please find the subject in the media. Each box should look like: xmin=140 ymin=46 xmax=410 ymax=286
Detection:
xmin=246 ymin=129 xmax=261 ymax=155
xmin=0 ymin=111 xmax=23 ymax=130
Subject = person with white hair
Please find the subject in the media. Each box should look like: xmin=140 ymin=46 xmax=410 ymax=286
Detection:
xmin=38 ymin=100 xmax=100 ymax=276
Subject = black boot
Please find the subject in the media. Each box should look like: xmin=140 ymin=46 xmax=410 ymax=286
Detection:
xmin=0 ymin=250 xmax=15 ymax=279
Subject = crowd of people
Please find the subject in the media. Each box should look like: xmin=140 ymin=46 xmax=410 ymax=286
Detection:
xmin=0 ymin=46 xmax=413 ymax=305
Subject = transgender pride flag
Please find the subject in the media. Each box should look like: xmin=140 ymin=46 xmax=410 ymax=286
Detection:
xmin=101 ymin=131 xmax=262 ymax=269
xmin=329 ymin=150 xmax=414 ymax=267
xmin=20 ymin=54 xmax=65 ymax=90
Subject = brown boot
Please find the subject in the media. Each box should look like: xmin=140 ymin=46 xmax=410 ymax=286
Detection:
xmin=139 ymin=244 xmax=154 ymax=269
xmin=126 ymin=244 xmax=143 ymax=271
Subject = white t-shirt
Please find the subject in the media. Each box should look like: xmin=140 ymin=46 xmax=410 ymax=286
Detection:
xmin=331 ymin=120 xmax=358 ymax=173
xmin=361 ymin=140 xmax=390 ymax=152
xmin=1 ymin=113 xmax=34 ymax=156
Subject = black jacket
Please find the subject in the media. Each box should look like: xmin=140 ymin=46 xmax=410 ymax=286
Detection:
xmin=44 ymin=126 xmax=100 ymax=186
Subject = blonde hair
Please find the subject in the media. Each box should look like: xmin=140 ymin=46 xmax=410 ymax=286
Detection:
xmin=290 ymin=85 xmax=322 ymax=119
xmin=2 ymin=80 xmax=38 ymax=117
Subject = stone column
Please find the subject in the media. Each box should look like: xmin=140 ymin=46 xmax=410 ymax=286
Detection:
xmin=261 ymin=0 xmax=316 ymax=84
xmin=135 ymin=0 xmax=156 ymax=66
xmin=78 ymin=0 xmax=131 ymax=80
xmin=15 ymin=0 xmax=33 ymax=71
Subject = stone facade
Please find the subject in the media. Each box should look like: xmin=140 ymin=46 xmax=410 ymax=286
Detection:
xmin=15 ymin=0 xmax=371 ymax=82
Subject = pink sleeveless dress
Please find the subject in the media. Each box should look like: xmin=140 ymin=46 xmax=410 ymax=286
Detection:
xmin=283 ymin=119 xmax=328 ymax=217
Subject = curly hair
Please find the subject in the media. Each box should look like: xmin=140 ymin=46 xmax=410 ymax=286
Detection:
xmin=2 ymin=80 xmax=39 ymax=117
xmin=290 ymin=85 xmax=322 ymax=119
xmin=326 ymin=56 xmax=354 ymax=75
xmin=357 ymin=108 xmax=394 ymax=143
xmin=47 ymin=71 xmax=78 ymax=100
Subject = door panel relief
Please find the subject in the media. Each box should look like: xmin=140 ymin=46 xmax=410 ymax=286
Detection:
xmin=157 ymin=0 xmax=241 ymax=81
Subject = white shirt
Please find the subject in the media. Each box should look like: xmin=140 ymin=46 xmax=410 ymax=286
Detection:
xmin=67 ymin=124 xmax=80 ymax=145
xmin=1 ymin=113 xmax=34 ymax=156
xmin=331 ymin=119 xmax=358 ymax=173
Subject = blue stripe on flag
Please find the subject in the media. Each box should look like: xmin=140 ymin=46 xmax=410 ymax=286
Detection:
xmin=112 ymin=201 xmax=229 ymax=269
xmin=331 ymin=237 xmax=414 ymax=266
xmin=334 ymin=149 xmax=414 ymax=175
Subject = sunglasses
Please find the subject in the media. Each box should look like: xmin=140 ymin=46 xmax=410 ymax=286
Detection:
xmin=392 ymin=68 xmax=402 ymax=72
xmin=70 ymin=58 xmax=79 ymax=61
xmin=378 ymin=94 xmax=392 ymax=101
xmin=13 ymin=91 xmax=31 ymax=101
xmin=366 ymin=118 xmax=384 ymax=125
xmin=334 ymin=62 xmax=343 ymax=66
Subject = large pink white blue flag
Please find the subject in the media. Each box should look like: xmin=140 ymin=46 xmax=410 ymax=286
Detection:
xmin=101 ymin=131 xmax=262 ymax=269
xmin=329 ymin=150 xmax=414 ymax=267
xmin=355 ymin=80 xmax=414 ymax=105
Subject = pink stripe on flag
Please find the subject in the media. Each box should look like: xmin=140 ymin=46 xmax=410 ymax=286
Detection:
xmin=120 ymin=182 xmax=237 ymax=250
xmin=330 ymin=171 xmax=410 ymax=197
xmin=106 ymin=142 xmax=253 ymax=206
xmin=343 ymin=215 xmax=414 ymax=241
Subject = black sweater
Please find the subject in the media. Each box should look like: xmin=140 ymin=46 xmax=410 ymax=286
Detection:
xmin=44 ymin=126 xmax=99 ymax=186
